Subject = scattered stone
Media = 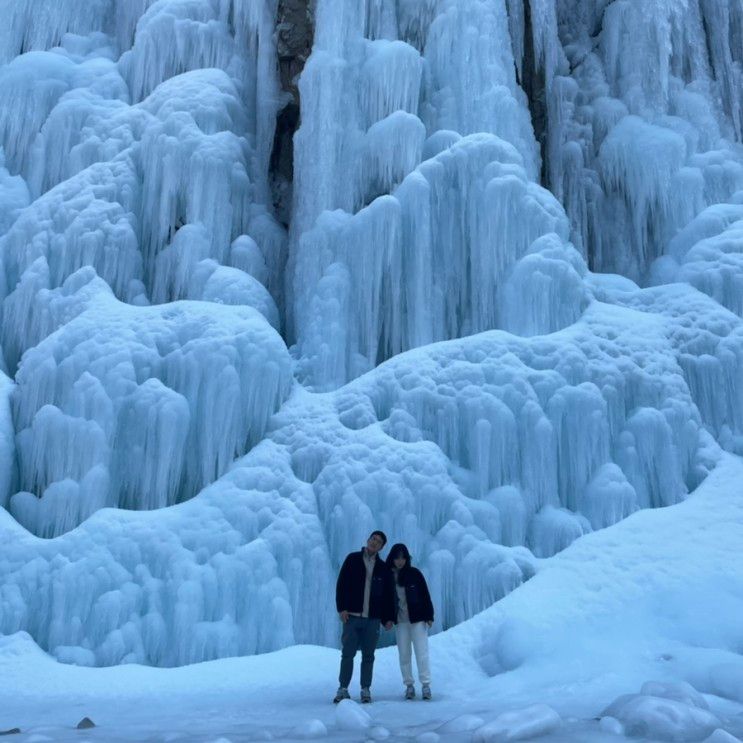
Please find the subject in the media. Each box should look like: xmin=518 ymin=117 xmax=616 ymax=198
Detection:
xmin=368 ymin=727 xmax=390 ymax=740
xmin=76 ymin=718 xmax=95 ymax=730
xmin=0 ymin=730 xmax=20 ymax=736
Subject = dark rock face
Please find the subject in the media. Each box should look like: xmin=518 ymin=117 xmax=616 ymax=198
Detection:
xmin=276 ymin=0 xmax=313 ymax=100
xmin=271 ymin=0 xmax=314 ymax=225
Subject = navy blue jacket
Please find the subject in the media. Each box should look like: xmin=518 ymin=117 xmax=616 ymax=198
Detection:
xmin=336 ymin=550 xmax=396 ymax=624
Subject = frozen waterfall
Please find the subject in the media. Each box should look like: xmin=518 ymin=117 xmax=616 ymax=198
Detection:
xmin=0 ymin=0 xmax=741 ymax=667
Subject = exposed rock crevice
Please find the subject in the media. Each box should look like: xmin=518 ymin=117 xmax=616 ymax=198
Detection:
xmin=270 ymin=0 xmax=314 ymax=226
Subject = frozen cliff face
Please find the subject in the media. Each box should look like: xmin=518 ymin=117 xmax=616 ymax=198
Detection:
xmin=546 ymin=0 xmax=743 ymax=280
xmin=0 ymin=0 xmax=741 ymax=666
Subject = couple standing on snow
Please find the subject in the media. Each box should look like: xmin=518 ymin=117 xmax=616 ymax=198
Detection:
xmin=333 ymin=530 xmax=434 ymax=704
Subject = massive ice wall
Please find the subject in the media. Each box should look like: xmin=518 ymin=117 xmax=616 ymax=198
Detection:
xmin=0 ymin=284 xmax=732 ymax=665
xmin=290 ymin=0 xmax=743 ymax=389
xmin=544 ymin=0 xmax=743 ymax=279
xmin=0 ymin=0 xmax=742 ymax=666
xmin=289 ymin=0 xmax=558 ymax=387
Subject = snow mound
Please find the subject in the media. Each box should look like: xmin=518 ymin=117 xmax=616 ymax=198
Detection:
xmin=602 ymin=684 xmax=720 ymax=742
xmin=290 ymin=719 xmax=327 ymax=739
xmin=704 ymin=731 xmax=743 ymax=743
xmin=334 ymin=699 xmax=371 ymax=731
xmin=11 ymin=291 xmax=292 ymax=536
xmin=709 ymin=663 xmax=743 ymax=704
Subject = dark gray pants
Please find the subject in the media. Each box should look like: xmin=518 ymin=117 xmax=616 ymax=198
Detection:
xmin=338 ymin=616 xmax=380 ymax=689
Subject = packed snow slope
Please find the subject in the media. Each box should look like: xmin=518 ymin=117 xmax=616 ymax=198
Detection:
xmin=3 ymin=452 xmax=743 ymax=741
xmin=0 ymin=0 xmax=742 ymax=676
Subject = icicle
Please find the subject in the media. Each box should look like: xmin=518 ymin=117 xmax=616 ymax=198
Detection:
xmin=361 ymin=111 xmax=425 ymax=203
xmin=528 ymin=505 xmax=591 ymax=558
xmin=500 ymin=233 xmax=589 ymax=336
xmin=294 ymin=133 xmax=573 ymax=389
xmin=0 ymin=0 xmax=113 ymax=65
xmin=0 ymin=160 xmax=142 ymax=308
xmin=11 ymin=293 xmax=294 ymax=535
xmin=0 ymin=373 xmax=16 ymax=510
xmin=365 ymin=0 xmax=399 ymax=40
xmin=546 ymin=383 xmax=610 ymax=511
xmin=0 ymin=148 xmax=29 ymax=231
xmin=615 ymin=408 xmax=687 ymax=509
xmin=579 ymin=463 xmax=638 ymax=530
xmin=118 ymin=1 xmax=235 ymax=103
xmin=420 ymin=0 xmax=539 ymax=178
xmin=361 ymin=40 xmax=422 ymax=128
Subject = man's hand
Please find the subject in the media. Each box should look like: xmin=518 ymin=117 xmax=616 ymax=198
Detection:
xmin=427 ymin=621 xmax=433 ymax=628
xmin=383 ymin=621 xmax=393 ymax=630
xmin=339 ymin=611 xmax=349 ymax=623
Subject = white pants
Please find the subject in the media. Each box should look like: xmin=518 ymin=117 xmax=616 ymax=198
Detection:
xmin=395 ymin=621 xmax=431 ymax=686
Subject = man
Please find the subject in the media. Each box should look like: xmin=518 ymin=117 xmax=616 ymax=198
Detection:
xmin=333 ymin=530 xmax=396 ymax=704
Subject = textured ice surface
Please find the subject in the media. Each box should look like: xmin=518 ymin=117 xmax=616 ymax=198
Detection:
xmin=11 ymin=288 xmax=292 ymax=536
xmin=0 ymin=287 xmax=731 ymax=663
xmin=0 ymin=0 xmax=742 ymax=671
xmin=292 ymin=133 xmax=584 ymax=389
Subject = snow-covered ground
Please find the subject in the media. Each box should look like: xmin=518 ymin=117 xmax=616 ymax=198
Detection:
xmin=5 ymin=452 xmax=743 ymax=742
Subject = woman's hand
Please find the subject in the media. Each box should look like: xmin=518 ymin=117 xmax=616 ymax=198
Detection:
xmin=427 ymin=621 xmax=433 ymax=627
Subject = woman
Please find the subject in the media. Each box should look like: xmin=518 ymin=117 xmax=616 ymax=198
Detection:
xmin=385 ymin=543 xmax=434 ymax=700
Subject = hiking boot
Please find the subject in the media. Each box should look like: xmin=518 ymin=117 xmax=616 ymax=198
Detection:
xmin=405 ymin=684 xmax=416 ymax=700
xmin=360 ymin=687 xmax=372 ymax=703
xmin=422 ymin=684 xmax=432 ymax=700
xmin=333 ymin=687 xmax=350 ymax=704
